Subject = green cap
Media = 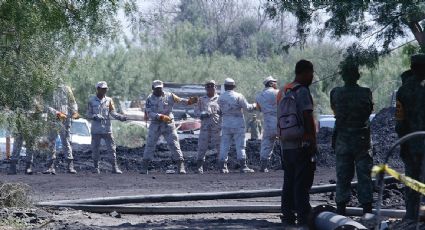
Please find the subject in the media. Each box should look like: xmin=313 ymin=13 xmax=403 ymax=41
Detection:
xmin=411 ymin=54 xmax=425 ymax=64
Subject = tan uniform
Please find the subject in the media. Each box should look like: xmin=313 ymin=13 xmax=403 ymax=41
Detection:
xmin=195 ymin=94 xmax=221 ymax=161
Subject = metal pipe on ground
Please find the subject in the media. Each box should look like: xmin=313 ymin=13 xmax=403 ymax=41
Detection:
xmin=310 ymin=205 xmax=368 ymax=230
xmin=37 ymin=176 xmax=396 ymax=206
xmin=36 ymin=203 xmax=406 ymax=218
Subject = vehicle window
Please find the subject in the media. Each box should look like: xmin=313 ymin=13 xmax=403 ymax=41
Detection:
xmin=70 ymin=122 xmax=90 ymax=136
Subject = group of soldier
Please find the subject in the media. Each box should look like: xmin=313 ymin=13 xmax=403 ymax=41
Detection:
xmin=4 ymin=54 xmax=425 ymax=225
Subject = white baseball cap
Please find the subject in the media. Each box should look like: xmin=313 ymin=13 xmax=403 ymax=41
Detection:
xmin=263 ymin=76 xmax=277 ymax=85
xmin=224 ymin=78 xmax=235 ymax=86
xmin=152 ymin=80 xmax=164 ymax=88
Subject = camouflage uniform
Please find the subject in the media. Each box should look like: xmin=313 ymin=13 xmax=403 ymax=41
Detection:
xmin=194 ymin=94 xmax=221 ymax=171
xmin=44 ymin=85 xmax=78 ymax=173
xmin=142 ymin=92 xmax=188 ymax=168
xmin=218 ymin=81 xmax=256 ymax=173
xmin=87 ymin=95 xmax=126 ymax=173
xmin=331 ymin=82 xmax=373 ymax=213
xmin=8 ymin=98 xmax=43 ymax=175
xmin=256 ymin=86 xmax=278 ymax=171
xmin=247 ymin=116 xmax=261 ymax=140
xmin=396 ymin=54 xmax=425 ymax=220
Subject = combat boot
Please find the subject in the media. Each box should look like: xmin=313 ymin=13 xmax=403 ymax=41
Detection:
xmin=93 ymin=161 xmax=100 ymax=174
xmin=336 ymin=202 xmax=346 ymax=216
xmin=112 ymin=159 xmax=122 ymax=174
xmin=178 ymin=160 xmax=187 ymax=174
xmin=239 ymin=159 xmax=254 ymax=173
xmin=260 ymin=159 xmax=269 ymax=173
xmin=196 ymin=160 xmax=204 ymax=174
xmin=140 ymin=159 xmax=150 ymax=174
xmin=8 ymin=160 xmax=17 ymax=175
xmin=25 ymin=162 xmax=34 ymax=175
xmin=67 ymin=159 xmax=77 ymax=174
xmin=43 ymin=159 xmax=56 ymax=175
xmin=218 ymin=161 xmax=229 ymax=174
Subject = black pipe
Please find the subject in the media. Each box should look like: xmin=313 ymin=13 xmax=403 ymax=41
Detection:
xmin=38 ymin=176 xmax=396 ymax=206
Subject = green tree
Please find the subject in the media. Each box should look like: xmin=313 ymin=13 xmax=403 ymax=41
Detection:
xmin=265 ymin=1 xmax=425 ymax=52
xmin=0 ymin=0 xmax=133 ymax=140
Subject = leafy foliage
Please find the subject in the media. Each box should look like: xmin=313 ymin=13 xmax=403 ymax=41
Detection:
xmin=265 ymin=1 xmax=425 ymax=65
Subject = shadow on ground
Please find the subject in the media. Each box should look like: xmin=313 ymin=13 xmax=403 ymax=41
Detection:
xmin=105 ymin=218 xmax=282 ymax=229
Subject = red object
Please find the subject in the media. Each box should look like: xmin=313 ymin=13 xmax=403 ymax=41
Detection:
xmin=178 ymin=120 xmax=201 ymax=131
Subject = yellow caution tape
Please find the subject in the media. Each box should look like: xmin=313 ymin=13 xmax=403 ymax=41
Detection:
xmin=372 ymin=164 xmax=425 ymax=195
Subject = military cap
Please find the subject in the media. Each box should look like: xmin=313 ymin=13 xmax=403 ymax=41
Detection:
xmin=96 ymin=81 xmax=108 ymax=89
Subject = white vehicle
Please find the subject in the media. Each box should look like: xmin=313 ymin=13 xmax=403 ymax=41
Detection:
xmin=69 ymin=118 xmax=91 ymax=145
xmin=318 ymin=114 xmax=376 ymax=129
xmin=0 ymin=129 xmax=26 ymax=160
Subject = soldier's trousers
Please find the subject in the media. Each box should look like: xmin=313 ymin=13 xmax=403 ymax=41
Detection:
xmin=47 ymin=119 xmax=73 ymax=161
xmin=197 ymin=124 xmax=221 ymax=161
xmin=401 ymin=152 xmax=423 ymax=220
xmin=335 ymin=131 xmax=373 ymax=205
xmin=219 ymin=128 xmax=247 ymax=161
xmin=91 ymin=133 xmax=117 ymax=162
xmin=143 ymin=122 xmax=184 ymax=161
xmin=260 ymin=115 xmax=277 ymax=160
xmin=10 ymin=134 xmax=34 ymax=163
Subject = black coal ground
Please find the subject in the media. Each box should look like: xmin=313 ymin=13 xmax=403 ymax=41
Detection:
xmin=0 ymin=107 xmax=409 ymax=213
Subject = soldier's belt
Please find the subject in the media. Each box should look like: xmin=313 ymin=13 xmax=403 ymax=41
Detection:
xmin=372 ymin=164 xmax=425 ymax=195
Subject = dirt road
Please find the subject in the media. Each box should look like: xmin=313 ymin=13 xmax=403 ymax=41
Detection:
xmin=1 ymin=168 xmax=338 ymax=229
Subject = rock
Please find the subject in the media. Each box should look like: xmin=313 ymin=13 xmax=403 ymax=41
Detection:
xmin=109 ymin=211 xmax=121 ymax=218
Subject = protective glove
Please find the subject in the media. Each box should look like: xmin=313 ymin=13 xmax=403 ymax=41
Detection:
xmin=92 ymin=114 xmax=105 ymax=121
xmin=56 ymin=112 xmax=67 ymax=121
xmin=120 ymin=116 xmax=128 ymax=122
xmin=157 ymin=114 xmax=172 ymax=123
xmin=187 ymin=96 xmax=199 ymax=105
xmin=200 ymin=112 xmax=210 ymax=119
xmin=72 ymin=112 xmax=80 ymax=119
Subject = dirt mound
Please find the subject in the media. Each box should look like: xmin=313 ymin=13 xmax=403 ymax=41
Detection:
xmin=371 ymin=107 xmax=403 ymax=167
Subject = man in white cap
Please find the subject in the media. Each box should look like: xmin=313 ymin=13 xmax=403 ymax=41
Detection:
xmin=218 ymin=78 xmax=256 ymax=173
xmin=140 ymin=80 xmax=198 ymax=174
xmin=43 ymin=80 xmax=80 ymax=175
xmin=87 ymin=81 xmax=127 ymax=174
xmin=194 ymin=80 xmax=221 ymax=174
xmin=255 ymin=76 xmax=278 ymax=172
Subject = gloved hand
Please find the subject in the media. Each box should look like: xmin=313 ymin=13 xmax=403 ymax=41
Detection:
xmin=72 ymin=112 xmax=80 ymax=119
xmin=56 ymin=112 xmax=67 ymax=121
xmin=120 ymin=116 xmax=128 ymax=122
xmin=187 ymin=96 xmax=199 ymax=105
xmin=157 ymin=114 xmax=172 ymax=123
xmin=200 ymin=112 xmax=210 ymax=119
xmin=92 ymin=114 xmax=105 ymax=121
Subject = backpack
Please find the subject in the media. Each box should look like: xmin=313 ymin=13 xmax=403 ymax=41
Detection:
xmin=277 ymin=84 xmax=304 ymax=141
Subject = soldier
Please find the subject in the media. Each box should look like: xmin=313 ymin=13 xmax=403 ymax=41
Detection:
xmin=330 ymin=64 xmax=374 ymax=216
xmin=218 ymin=78 xmax=256 ymax=173
xmin=246 ymin=114 xmax=261 ymax=140
xmin=256 ymin=76 xmax=278 ymax=172
xmin=194 ymin=80 xmax=221 ymax=174
xmin=8 ymin=128 xmax=36 ymax=175
xmin=8 ymin=97 xmax=44 ymax=175
xmin=43 ymin=83 xmax=80 ymax=175
xmin=395 ymin=54 xmax=425 ymax=221
xmin=140 ymin=80 xmax=198 ymax=174
xmin=87 ymin=81 xmax=127 ymax=174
